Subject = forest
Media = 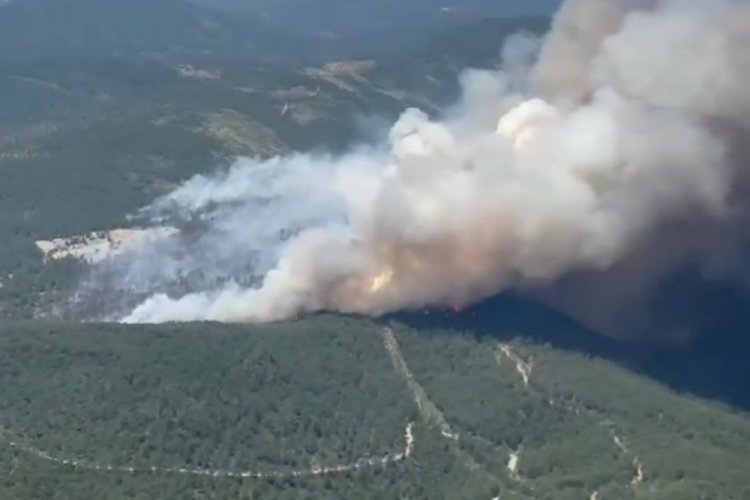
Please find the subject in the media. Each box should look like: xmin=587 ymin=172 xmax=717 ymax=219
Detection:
xmin=1 ymin=4 xmax=748 ymax=498
xmin=0 ymin=316 xmax=748 ymax=499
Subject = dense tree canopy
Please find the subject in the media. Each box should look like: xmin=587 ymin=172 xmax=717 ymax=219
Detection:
xmin=0 ymin=317 xmax=747 ymax=499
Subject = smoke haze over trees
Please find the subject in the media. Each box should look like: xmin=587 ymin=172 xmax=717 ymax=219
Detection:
xmin=97 ymin=0 xmax=750 ymax=345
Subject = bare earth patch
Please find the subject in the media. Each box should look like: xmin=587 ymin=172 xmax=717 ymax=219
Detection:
xmin=36 ymin=227 xmax=178 ymax=264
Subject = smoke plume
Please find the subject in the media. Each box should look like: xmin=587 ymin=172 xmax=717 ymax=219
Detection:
xmin=105 ymin=0 xmax=750 ymax=332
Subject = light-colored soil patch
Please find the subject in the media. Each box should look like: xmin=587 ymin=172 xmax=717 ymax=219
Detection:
xmin=176 ymin=64 xmax=221 ymax=80
xmin=36 ymin=227 xmax=178 ymax=264
xmin=507 ymin=451 xmax=521 ymax=481
xmin=200 ymin=109 xmax=287 ymax=156
xmin=302 ymin=60 xmax=377 ymax=92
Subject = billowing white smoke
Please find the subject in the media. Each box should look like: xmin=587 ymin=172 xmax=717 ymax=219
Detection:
xmin=121 ymin=0 xmax=750 ymax=326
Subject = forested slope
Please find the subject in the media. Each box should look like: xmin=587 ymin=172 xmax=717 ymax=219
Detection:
xmin=0 ymin=316 xmax=747 ymax=499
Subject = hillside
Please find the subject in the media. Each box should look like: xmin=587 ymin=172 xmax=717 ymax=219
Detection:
xmin=0 ymin=315 xmax=748 ymax=499
xmin=186 ymin=0 xmax=557 ymax=60
xmin=0 ymin=54 xmax=421 ymax=318
xmin=0 ymin=15 xmax=550 ymax=320
xmin=2 ymin=6 xmax=749 ymax=499
xmin=0 ymin=0 xmax=554 ymax=64
xmin=0 ymin=0 xmax=290 ymax=62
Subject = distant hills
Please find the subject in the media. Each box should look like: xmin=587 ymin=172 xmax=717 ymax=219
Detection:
xmin=0 ymin=0 xmax=557 ymax=63
xmin=188 ymin=0 xmax=560 ymax=34
xmin=0 ymin=0 xmax=295 ymax=62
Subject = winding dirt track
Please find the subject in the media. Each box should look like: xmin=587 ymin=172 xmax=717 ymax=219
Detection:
xmin=0 ymin=327 xmax=422 ymax=480
xmin=495 ymin=344 xmax=533 ymax=387
xmin=492 ymin=340 xmax=648 ymax=497
xmin=0 ymin=324 xmax=647 ymax=498
xmin=0 ymin=423 xmax=414 ymax=479
xmin=612 ymin=434 xmax=645 ymax=487
xmin=380 ymin=327 xmax=459 ymax=440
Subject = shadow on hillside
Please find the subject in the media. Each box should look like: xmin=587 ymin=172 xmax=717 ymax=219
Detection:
xmin=389 ymin=288 xmax=750 ymax=412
